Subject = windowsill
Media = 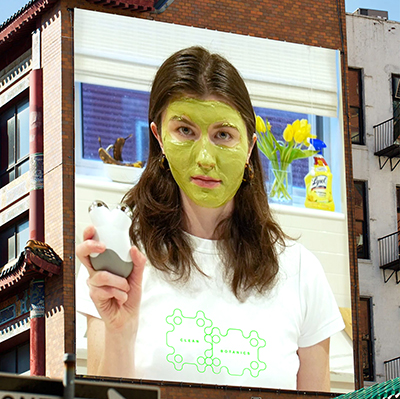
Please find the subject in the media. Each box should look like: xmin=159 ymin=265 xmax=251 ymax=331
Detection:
xmin=357 ymin=258 xmax=372 ymax=264
xmin=352 ymin=143 xmax=368 ymax=151
xmin=270 ymin=202 xmax=346 ymax=220
xmin=76 ymin=173 xmax=346 ymax=221
xmin=0 ymin=172 xmax=30 ymax=212
xmin=76 ymin=174 xmax=134 ymax=196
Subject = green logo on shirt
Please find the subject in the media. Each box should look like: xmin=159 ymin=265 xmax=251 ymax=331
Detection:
xmin=166 ymin=309 xmax=266 ymax=377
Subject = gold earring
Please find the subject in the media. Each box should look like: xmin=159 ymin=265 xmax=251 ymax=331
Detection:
xmin=159 ymin=154 xmax=169 ymax=171
xmin=243 ymin=163 xmax=254 ymax=182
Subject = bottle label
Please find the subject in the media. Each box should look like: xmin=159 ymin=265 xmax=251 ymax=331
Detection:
xmin=310 ymin=175 xmax=328 ymax=197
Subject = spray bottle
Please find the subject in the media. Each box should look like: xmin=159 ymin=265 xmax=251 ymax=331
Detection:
xmin=304 ymin=139 xmax=335 ymax=212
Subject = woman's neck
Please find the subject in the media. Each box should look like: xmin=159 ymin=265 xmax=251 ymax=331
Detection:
xmin=180 ymin=192 xmax=233 ymax=240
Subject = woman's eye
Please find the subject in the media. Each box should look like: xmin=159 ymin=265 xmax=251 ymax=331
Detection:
xmin=178 ymin=126 xmax=194 ymax=136
xmin=216 ymin=131 xmax=232 ymax=140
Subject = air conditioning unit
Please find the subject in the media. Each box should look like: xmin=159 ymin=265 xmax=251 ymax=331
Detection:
xmin=356 ymin=8 xmax=388 ymax=19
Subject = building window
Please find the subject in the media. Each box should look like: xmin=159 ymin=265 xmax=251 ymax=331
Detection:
xmin=0 ymin=98 xmax=30 ymax=188
xmin=360 ymin=297 xmax=374 ymax=381
xmin=0 ymin=217 xmax=29 ymax=268
xmin=354 ymin=180 xmax=369 ymax=259
xmin=349 ymin=68 xmax=364 ymax=145
xmin=0 ymin=341 xmax=30 ymax=374
xmin=392 ymin=75 xmax=400 ymax=141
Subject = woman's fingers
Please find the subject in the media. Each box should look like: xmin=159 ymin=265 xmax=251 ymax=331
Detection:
xmin=129 ymin=246 xmax=147 ymax=288
xmin=89 ymin=285 xmax=129 ymax=306
xmin=87 ymin=271 xmax=131 ymax=310
xmin=76 ymin=226 xmax=105 ymax=271
xmin=83 ymin=225 xmax=96 ymax=241
xmin=89 ymin=270 xmax=130 ymax=293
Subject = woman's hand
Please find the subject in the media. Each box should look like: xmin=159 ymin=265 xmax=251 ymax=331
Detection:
xmin=76 ymin=225 xmax=146 ymax=334
xmin=76 ymin=225 xmax=146 ymax=377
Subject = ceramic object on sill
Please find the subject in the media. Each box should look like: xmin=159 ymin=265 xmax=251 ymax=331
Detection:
xmin=103 ymin=163 xmax=144 ymax=184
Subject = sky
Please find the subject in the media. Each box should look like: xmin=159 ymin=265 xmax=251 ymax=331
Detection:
xmin=0 ymin=0 xmax=399 ymax=25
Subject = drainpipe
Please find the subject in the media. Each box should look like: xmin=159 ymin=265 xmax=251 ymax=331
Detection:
xmin=30 ymin=279 xmax=45 ymax=376
xmin=29 ymin=68 xmax=44 ymax=242
xmin=29 ymin=27 xmax=45 ymax=376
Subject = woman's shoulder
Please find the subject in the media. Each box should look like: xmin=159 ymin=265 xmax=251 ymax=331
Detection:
xmin=277 ymin=240 xmax=323 ymax=276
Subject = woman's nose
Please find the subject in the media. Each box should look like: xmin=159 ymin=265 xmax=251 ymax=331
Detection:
xmin=196 ymin=142 xmax=216 ymax=170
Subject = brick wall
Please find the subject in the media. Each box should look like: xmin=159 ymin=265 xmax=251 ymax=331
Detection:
xmin=151 ymin=0 xmax=344 ymax=50
xmin=41 ymin=1 xmax=64 ymax=378
xmin=41 ymin=0 xmax=76 ymax=377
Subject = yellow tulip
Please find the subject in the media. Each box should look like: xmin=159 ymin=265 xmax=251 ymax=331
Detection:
xmin=294 ymin=127 xmax=307 ymax=144
xmin=283 ymin=125 xmax=294 ymax=142
xmin=256 ymin=115 xmax=266 ymax=133
xmin=292 ymin=119 xmax=301 ymax=131
xmin=283 ymin=119 xmax=315 ymax=145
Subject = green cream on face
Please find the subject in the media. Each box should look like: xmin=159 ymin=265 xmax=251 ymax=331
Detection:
xmin=161 ymin=98 xmax=249 ymax=208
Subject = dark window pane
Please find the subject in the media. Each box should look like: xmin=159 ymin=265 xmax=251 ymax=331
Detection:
xmin=7 ymin=114 xmax=15 ymax=167
xmin=349 ymin=68 xmax=364 ymax=145
xmin=350 ymin=107 xmax=361 ymax=144
xmin=17 ymin=100 xmax=30 ymax=161
xmin=360 ymin=297 xmax=374 ymax=381
xmin=0 ymin=217 xmax=29 ymax=266
xmin=354 ymin=181 xmax=369 ymax=259
xmin=0 ymin=350 xmax=16 ymax=373
xmin=1 ymin=98 xmax=29 ymax=188
xmin=17 ymin=219 xmax=29 ymax=254
xmin=7 ymin=233 xmax=16 ymax=262
xmin=17 ymin=159 xmax=29 ymax=177
xmin=0 ymin=341 xmax=30 ymax=374
xmin=9 ymin=168 xmax=15 ymax=182
xmin=17 ymin=342 xmax=30 ymax=374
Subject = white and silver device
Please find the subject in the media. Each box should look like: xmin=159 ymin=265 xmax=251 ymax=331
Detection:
xmin=88 ymin=200 xmax=133 ymax=278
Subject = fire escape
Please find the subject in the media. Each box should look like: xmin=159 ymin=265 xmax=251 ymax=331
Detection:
xmin=374 ymin=102 xmax=400 ymax=170
xmin=375 ymin=98 xmax=400 ymax=283
xmin=378 ymin=228 xmax=400 ymax=284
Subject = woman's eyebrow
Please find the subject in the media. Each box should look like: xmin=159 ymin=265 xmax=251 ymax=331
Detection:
xmin=216 ymin=122 xmax=239 ymax=129
xmin=170 ymin=115 xmax=196 ymax=127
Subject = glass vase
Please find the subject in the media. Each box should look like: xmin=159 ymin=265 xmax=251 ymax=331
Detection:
xmin=267 ymin=163 xmax=293 ymax=205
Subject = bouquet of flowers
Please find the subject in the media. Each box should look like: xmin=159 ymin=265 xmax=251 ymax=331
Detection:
xmin=256 ymin=116 xmax=317 ymax=202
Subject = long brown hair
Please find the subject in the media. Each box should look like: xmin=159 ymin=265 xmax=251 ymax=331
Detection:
xmin=123 ymin=46 xmax=286 ymax=299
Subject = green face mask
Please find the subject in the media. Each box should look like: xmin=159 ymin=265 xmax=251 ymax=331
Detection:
xmin=161 ymin=98 xmax=249 ymax=208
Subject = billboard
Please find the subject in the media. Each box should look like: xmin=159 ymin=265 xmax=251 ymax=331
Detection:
xmin=74 ymin=8 xmax=354 ymax=392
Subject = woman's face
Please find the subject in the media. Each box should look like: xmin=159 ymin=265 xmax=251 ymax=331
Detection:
xmin=159 ymin=97 xmax=250 ymax=208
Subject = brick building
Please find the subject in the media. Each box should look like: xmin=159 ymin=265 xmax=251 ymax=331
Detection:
xmin=0 ymin=0 xmax=360 ymax=397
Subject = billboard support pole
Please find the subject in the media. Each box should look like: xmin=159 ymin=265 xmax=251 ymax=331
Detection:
xmin=63 ymin=353 xmax=76 ymax=399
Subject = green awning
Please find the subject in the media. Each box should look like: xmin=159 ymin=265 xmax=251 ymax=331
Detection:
xmin=336 ymin=378 xmax=400 ymax=399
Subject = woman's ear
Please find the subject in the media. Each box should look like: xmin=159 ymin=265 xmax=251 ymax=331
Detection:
xmin=247 ymin=134 xmax=257 ymax=163
xmin=150 ymin=122 xmax=163 ymax=152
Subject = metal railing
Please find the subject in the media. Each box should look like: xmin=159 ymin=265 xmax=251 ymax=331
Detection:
xmin=377 ymin=231 xmax=399 ymax=267
xmin=384 ymin=356 xmax=400 ymax=380
xmin=374 ymin=117 xmax=395 ymax=154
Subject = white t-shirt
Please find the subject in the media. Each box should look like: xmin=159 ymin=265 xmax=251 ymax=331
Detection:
xmin=76 ymin=237 xmax=344 ymax=389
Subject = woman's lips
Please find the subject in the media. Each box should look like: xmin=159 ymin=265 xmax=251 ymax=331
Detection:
xmin=191 ymin=175 xmax=221 ymax=188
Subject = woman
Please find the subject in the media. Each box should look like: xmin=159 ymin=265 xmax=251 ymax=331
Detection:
xmin=76 ymin=46 xmax=344 ymax=390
